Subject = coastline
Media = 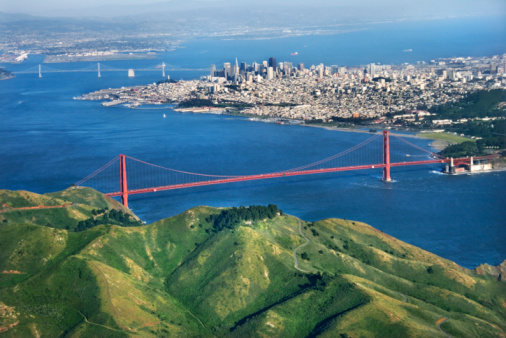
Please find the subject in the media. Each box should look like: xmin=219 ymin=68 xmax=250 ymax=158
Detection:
xmin=301 ymin=123 xmax=424 ymax=139
xmin=127 ymin=102 xmax=447 ymax=145
xmin=426 ymin=139 xmax=450 ymax=151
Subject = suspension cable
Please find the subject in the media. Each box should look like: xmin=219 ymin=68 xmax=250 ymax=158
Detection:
xmin=124 ymin=155 xmax=241 ymax=178
xmin=282 ymin=133 xmax=381 ymax=172
xmin=75 ymin=156 xmax=120 ymax=186
xmin=391 ymin=134 xmax=444 ymax=158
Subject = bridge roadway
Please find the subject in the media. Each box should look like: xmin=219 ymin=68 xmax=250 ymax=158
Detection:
xmin=105 ymin=156 xmax=496 ymax=198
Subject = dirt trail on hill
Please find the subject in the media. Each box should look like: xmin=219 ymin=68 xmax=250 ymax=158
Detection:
xmin=0 ymin=203 xmax=73 ymax=213
xmin=436 ymin=317 xmax=451 ymax=337
xmin=293 ymin=219 xmax=310 ymax=273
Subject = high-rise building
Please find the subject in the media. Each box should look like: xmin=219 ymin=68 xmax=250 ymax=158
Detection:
xmin=240 ymin=62 xmax=247 ymax=74
xmin=224 ymin=62 xmax=231 ymax=79
xmin=267 ymin=67 xmax=274 ymax=80
xmin=298 ymin=63 xmax=305 ymax=71
xmin=210 ymin=64 xmax=216 ymax=77
xmin=490 ymin=63 xmax=498 ymax=75
xmin=369 ymin=63 xmax=376 ymax=78
xmin=268 ymin=57 xmax=276 ymax=70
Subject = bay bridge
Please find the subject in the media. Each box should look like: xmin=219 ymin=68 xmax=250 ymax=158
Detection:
xmin=12 ymin=62 xmax=207 ymax=78
xmin=75 ymin=131 xmax=497 ymax=208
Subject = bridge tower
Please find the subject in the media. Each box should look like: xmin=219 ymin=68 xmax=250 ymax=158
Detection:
xmin=162 ymin=62 xmax=166 ymax=77
xmin=382 ymin=130 xmax=391 ymax=181
xmin=38 ymin=64 xmax=42 ymax=78
xmin=98 ymin=63 xmax=101 ymax=78
xmin=120 ymin=154 xmax=129 ymax=208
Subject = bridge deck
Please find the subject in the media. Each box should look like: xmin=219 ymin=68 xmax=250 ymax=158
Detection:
xmin=105 ymin=155 xmax=498 ymax=198
xmin=105 ymin=158 xmax=461 ymax=197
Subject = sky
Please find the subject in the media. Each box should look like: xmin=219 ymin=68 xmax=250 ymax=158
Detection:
xmin=0 ymin=0 xmax=505 ymax=18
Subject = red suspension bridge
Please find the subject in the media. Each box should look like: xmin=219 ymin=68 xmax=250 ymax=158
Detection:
xmin=75 ymin=131 xmax=497 ymax=208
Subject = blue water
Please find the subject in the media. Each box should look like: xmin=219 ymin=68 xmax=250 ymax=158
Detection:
xmin=165 ymin=16 xmax=506 ymax=68
xmin=1 ymin=17 xmax=505 ymax=269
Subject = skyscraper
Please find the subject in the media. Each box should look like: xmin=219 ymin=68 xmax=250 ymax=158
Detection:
xmin=210 ymin=64 xmax=216 ymax=77
xmin=268 ymin=57 xmax=276 ymax=70
xmin=224 ymin=62 xmax=231 ymax=79
xmin=267 ymin=67 xmax=274 ymax=80
xmin=240 ymin=62 xmax=247 ymax=74
xmin=490 ymin=63 xmax=498 ymax=75
xmin=369 ymin=63 xmax=376 ymax=78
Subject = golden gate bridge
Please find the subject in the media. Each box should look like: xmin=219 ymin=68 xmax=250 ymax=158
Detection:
xmin=75 ymin=131 xmax=497 ymax=208
xmin=12 ymin=62 xmax=207 ymax=77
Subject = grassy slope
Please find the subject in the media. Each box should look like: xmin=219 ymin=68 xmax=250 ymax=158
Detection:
xmin=0 ymin=189 xmax=504 ymax=337
xmin=417 ymin=132 xmax=473 ymax=144
xmin=0 ymin=187 xmax=136 ymax=231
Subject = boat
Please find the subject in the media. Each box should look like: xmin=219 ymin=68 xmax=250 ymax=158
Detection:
xmin=163 ymin=114 xmax=166 ymax=118
xmin=403 ymin=49 xmax=413 ymax=52
xmin=291 ymin=52 xmax=298 ymax=56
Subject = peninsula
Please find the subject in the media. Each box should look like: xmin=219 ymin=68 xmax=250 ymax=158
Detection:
xmin=0 ymin=187 xmax=505 ymax=336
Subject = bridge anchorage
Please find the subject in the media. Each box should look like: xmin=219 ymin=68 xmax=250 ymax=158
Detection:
xmin=74 ymin=130 xmax=498 ymax=208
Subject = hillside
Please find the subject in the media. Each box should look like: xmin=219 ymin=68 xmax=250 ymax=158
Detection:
xmin=0 ymin=188 xmax=504 ymax=337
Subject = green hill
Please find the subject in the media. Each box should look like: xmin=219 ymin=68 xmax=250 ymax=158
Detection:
xmin=0 ymin=188 xmax=504 ymax=337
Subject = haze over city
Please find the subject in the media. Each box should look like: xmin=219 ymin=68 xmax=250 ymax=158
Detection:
xmin=1 ymin=0 xmax=505 ymax=19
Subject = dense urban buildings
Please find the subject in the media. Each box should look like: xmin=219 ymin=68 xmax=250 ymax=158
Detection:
xmin=80 ymin=54 xmax=506 ymax=125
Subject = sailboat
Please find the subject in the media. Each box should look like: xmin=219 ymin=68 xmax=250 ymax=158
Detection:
xmin=163 ymin=114 xmax=166 ymax=118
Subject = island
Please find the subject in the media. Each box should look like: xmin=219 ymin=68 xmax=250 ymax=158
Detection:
xmin=0 ymin=68 xmax=14 ymax=80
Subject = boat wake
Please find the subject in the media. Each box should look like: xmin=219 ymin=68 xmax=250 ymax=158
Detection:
xmin=430 ymin=170 xmax=445 ymax=175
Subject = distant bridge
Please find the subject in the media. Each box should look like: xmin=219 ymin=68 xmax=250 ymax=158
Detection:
xmin=75 ymin=131 xmax=498 ymax=208
xmin=13 ymin=62 xmax=207 ymax=77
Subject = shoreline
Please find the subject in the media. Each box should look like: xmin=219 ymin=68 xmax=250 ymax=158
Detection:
xmin=426 ymin=139 xmax=450 ymax=151
xmin=300 ymin=123 xmax=424 ymax=139
xmin=98 ymin=100 xmax=472 ymax=152
xmin=131 ymin=102 xmax=455 ymax=150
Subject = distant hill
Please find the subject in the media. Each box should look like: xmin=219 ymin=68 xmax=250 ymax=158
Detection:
xmin=0 ymin=188 xmax=504 ymax=336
